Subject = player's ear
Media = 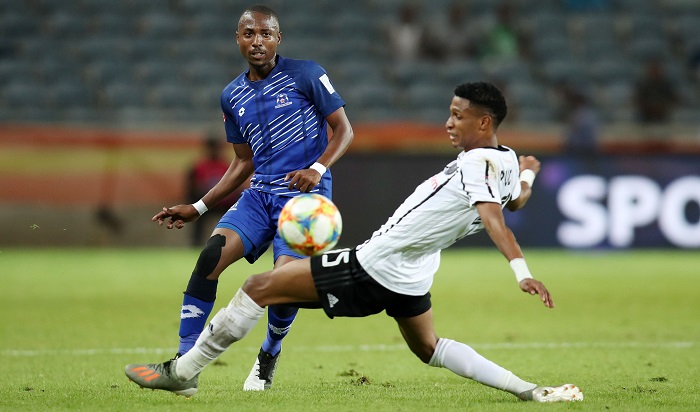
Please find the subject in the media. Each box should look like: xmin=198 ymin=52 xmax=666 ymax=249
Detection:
xmin=277 ymin=31 xmax=282 ymax=44
xmin=479 ymin=114 xmax=491 ymax=131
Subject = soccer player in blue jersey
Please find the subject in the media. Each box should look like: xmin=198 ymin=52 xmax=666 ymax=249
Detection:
xmin=141 ymin=4 xmax=353 ymax=391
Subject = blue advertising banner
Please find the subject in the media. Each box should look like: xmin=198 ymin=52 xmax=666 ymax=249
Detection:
xmin=512 ymin=154 xmax=700 ymax=248
xmin=332 ymin=154 xmax=700 ymax=249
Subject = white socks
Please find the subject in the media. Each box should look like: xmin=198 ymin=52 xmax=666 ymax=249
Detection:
xmin=428 ymin=338 xmax=537 ymax=396
xmin=175 ymin=289 xmax=265 ymax=380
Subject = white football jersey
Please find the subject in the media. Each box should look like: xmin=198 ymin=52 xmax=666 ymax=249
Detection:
xmin=356 ymin=145 xmax=522 ymax=296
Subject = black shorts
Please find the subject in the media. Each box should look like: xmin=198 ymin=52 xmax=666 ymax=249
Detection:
xmin=310 ymin=248 xmax=431 ymax=319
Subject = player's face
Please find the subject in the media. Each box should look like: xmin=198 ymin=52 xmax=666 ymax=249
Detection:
xmin=236 ymin=12 xmax=281 ymax=71
xmin=445 ymin=96 xmax=492 ymax=150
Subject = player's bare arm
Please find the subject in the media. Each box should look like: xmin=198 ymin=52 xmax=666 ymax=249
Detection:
xmin=285 ymin=107 xmax=354 ymax=191
xmin=476 ymin=201 xmax=554 ymax=308
xmin=506 ymin=155 xmax=541 ymax=211
xmin=152 ymin=143 xmax=254 ymax=229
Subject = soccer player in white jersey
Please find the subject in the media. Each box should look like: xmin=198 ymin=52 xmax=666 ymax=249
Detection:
xmin=130 ymin=4 xmax=353 ymax=391
xmin=126 ymin=82 xmax=582 ymax=403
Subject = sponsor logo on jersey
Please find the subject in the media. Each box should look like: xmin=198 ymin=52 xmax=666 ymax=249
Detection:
xmin=238 ymin=107 xmax=245 ymax=117
xmin=445 ymin=163 xmax=458 ymax=175
xmin=275 ymin=93 xmax=292 ymax=109
xmin=319 ymin=74 xmax=335 ymax=94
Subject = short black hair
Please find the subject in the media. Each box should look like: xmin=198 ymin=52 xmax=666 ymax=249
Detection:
xmin=242 ymin=4 xmax=280 ymax=29
xmin=454 ymin=82 xmax=507 ymax=127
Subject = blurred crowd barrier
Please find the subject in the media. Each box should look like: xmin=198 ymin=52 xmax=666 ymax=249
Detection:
xmin=1 ymin=124 xmax=698 ymax=249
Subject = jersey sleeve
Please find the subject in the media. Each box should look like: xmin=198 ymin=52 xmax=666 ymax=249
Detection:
xmin=298 ymin=61 xmax=346 ymax=117
xmin=220 ymin=87 xmax=244 ymax=144
xmin=507 ymin=150 xmax=522 ymax=200
xmin=459 ymin=154 xmax=502 ymax=206
xmin=510 ymin=173 xmax=523 ymax=200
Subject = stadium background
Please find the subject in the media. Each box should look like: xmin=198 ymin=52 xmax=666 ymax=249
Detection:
xmin=1 ymin=0 xmax=699 ymax=249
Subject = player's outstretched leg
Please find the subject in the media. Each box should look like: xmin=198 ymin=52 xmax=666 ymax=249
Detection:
xmin=429 ymin=338 xmax=583 ymax=402
xmin=125 ymin=358 xmax=198 ymax=397
xmin=243 ymin=304 xmax=297 ymax=390
xmin=519 ymin=384 xmax=583 ymax=402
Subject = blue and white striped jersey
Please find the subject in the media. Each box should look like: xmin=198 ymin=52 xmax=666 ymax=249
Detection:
xmin=221 ymin=56 xmax=345 ymax=197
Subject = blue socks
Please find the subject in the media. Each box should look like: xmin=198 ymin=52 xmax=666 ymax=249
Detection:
xmin=261 ymin=305 xmax=299 ymax=356
xmin=178 ymin=294 xmax=215 ymax=355
xmin=177 ymin=279 xmax=299 ymax=357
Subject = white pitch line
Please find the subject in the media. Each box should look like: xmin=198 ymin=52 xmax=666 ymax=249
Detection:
xmin=0 ymin=341 xmax=694 ymax=357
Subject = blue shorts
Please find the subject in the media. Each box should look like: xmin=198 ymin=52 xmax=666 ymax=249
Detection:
xmin=216 ymin=189 xmax=306 ymax=264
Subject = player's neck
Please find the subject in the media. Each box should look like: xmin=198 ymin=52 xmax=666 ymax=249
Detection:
xmin=247 ymin=55 xmax=278 ymax=81
xmin=463 ymin=135 xmax=498 ymax=152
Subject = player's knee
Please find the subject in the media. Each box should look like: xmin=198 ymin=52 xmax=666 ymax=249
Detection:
xmin=192 ymin=234 xmax=226 ymax=279
xmin=241 ymin=272 xmax=276 ymax=305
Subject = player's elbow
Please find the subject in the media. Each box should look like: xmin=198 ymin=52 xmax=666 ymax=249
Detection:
xmin=507 ymin=190 xmax=531 ymax=211
xmin=506 ymin=198 xmax=524 ymax=211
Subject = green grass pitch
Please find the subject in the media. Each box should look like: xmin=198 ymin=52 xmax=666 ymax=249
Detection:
xmin=1 ymin=248 xmax=699 ymax=411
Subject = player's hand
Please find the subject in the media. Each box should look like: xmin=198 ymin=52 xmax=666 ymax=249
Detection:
xmin=519 ymin=155 xmax=541 ymax=175
xmin=519 ymin=278 xmax=555 ymax=308
xmin=152 ymin=204 xmax=199 ymax=229
xmin=284 ymin=169 xmax=321 ymax=192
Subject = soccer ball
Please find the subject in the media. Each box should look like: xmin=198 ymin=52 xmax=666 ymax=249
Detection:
xmin=278 ymin=194 xmax=342 ymax=256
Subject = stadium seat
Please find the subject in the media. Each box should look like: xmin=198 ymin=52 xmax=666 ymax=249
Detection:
xmin=137 ymin=12 xmax=183 ymax=39
xmin=515 ymin=106 xmax=554 ymax=124
xmin=540 ymin=58 xmax=586 ymax=84
xmin=0 ymin=12 xmax=40 ymax=37
xmin=103 ymin=82 xmax=147 ymax=107
xmin=573 ymin=13 xmax=619 ymax=42
xmin=671 ymin=107 xmax=700 ymax=124
xmin=627 ymin=36 xmax=673 ymax=61
xmin=0 ymin=60 xmax=34 ymax=87
xmin=85 ymin=60 xmax=133 ymax=85
xmin=481 ymin=58 xmax=533 ymax=84
xmin=405 ymin=81 xmax=454 ymax=111
xmin=671 ymin=14 xmax=700 ymax=40
xmin=1 ymin=0 xmax=698 ymax=127
xmin=187 ymin=13 xmax=233 ymax=39
xmin=341 ymin=81 xmax=394 ymax=110
xmin=388 ymin=62 xmax=439 ymax=88
xmin=506 ymin=81 xmax=552 ymax=122
xmin=587 ymin=58 xmax=635 ymax=83
xmin=525 ymin=10 xmax=569 ymax=39
xmin=438 ymin=60 xmax=485 ymax=85
xmin=78 ymin=37 xmax=130 ymax=63
xmin=531 ymin=35 xmax=575 ymax=62
xmin=147 ymin=84 xmax=194 ymax=109
xmin=604 ymin=106 xmax=636 ymax=123
xmin=48 ymin=81 xmax=94 ymax=109
xmin=92 ymin=13 xmax=135 ymax=36
xmin=597 ymin=81 xmax=634 ymax=111
xmin=45 ymin=11 xmax=89 ymax=38
xmin=580 ymin=38 xmax=623 ymax=61
xmin=2 ymin=81 xmax=44 ymax=109
xmin=182 ymin=59 xmax=232 ymax=87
